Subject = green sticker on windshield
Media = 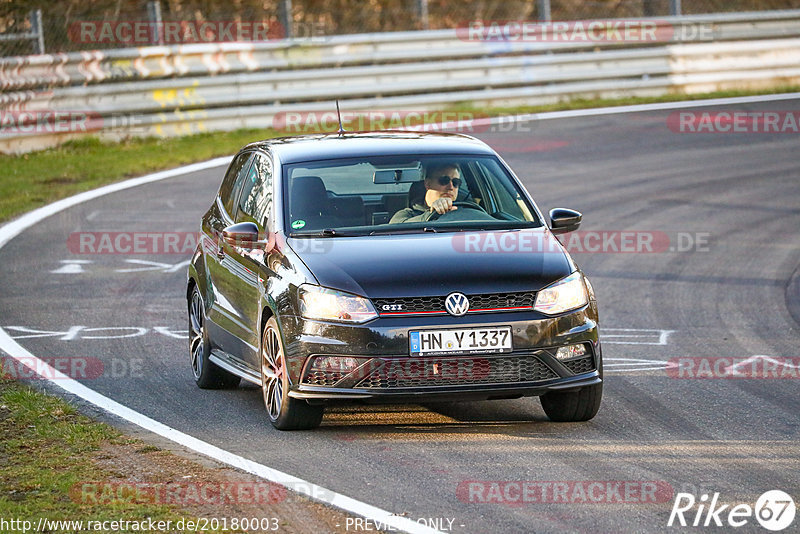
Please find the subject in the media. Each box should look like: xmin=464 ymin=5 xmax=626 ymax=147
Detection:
xmin=291 ymin=220 xmax=306 ymax=229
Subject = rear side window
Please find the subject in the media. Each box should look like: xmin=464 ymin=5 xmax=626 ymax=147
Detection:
xmin=218 ymin=152 xmax=254 ymax=217
xmin=237 ymin=153 xmax=274 ymax=227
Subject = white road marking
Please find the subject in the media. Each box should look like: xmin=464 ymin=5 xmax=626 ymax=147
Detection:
xmin=153 ymin=326 xmax=189 ymax=339
xmin=602 ymin=328 xmax=674 ymax=345
xmin=4 ymin=326 xmax=149 ymax=340
xmin=0 ymin=156 xmax=443 ymax=534
xmin=416 ymin=92 xmax=800 ymax=130
xmin=604 ymin=357 xmax=675 ymax=373
xmin=4 ymin=325 xmax=88 ymax=340
xmin=51 ymin=259 xmax=93 ymax=274
xmin=0 ymin=329 xmax=441 ymax=534
xmin=115 ymin=259 xmax=191 ymax=273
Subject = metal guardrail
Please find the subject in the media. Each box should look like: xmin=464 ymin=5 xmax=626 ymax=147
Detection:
xmin=3 ymin=10 xmax=800 ymax=91
xmin=1 ymin=10 xmax=800 ymax=153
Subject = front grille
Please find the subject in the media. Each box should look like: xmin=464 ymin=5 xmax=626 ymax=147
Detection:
xmin=374 ymin=295 xmax=442 ymax=313
xmin=562 ymin=356 xmax=596 ymax=375
xmin=373 ymin=291 xmax=536 ymax=315
xmin=355 ymin=353 xmax=558 ymax=389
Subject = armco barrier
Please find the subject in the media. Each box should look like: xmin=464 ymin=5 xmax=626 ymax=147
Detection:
xmin=1 ymin=10 xmax=799 ymax=153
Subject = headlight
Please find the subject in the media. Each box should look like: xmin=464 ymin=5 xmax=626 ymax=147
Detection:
xmin=299 ymin=285 xmax=378 ymax=323
xmin=534 ymin=272 xmax=588 ymax=315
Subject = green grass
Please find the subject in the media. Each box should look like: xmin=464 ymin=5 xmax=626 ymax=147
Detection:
xmin=1 ymin=85 xmax=798 ymax=224
xmin=0 ymin=377 xmax=195 ymax=529
xmin=0 ymin=130 xmax=279 ymax=223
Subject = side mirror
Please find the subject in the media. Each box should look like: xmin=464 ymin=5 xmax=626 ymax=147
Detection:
xmin=549 ymin=208 xmax=582 ymax=234
xmin=222 ymin=222 xmax=273 ymax=251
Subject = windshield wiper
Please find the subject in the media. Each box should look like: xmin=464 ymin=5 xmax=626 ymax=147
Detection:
xmin=368 ymin=226 xmax=440 ymax=235
xmin=291 ymin=228 xmax=364 ymax=238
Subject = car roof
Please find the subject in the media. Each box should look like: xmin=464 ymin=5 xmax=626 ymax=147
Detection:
xmin=243 ymin=131 xmax=497 ymax=164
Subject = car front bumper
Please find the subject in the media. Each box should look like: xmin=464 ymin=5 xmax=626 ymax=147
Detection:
xmin=281 ymin=305 xmax=602 ymax=403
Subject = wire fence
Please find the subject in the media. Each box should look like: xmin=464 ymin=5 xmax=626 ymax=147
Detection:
xmin=2 ymin=0 xmax=800 ymax=56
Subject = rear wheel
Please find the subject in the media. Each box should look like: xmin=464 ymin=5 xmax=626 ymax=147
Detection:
xmin=261 ymin=317 xmax=324 ymax=430
xmin=189 ymin=286 xmax=240 ymax=389
xmin=540 ymin=382 xmax=602 ymax=422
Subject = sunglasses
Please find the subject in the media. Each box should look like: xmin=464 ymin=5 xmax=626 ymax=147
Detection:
xmin=435 ymin=176 xmax=462 ymax=187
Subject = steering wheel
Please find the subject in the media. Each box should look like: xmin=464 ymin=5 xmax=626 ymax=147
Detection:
xmin=427 ymin=200 xmax=487 ymax=220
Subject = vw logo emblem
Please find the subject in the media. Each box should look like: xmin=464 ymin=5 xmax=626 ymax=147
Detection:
xmin=444 ymin=292 xmax=470 ymax=317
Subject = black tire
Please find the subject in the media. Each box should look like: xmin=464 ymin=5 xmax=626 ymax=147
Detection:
xmin=188 ymin=286 xmax=240 ymax=389
xmin=261 ymin=317 xmax=324 ymax=430
xmin=540 ymin=382 xmax=602 ymax=422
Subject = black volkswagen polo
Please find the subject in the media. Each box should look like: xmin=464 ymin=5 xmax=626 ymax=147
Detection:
xmin=187 ymin=131 xmax=602 ymax=430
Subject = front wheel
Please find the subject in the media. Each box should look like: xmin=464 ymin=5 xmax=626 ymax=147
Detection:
xmin=261 ymin=317 xmax=324 ymax=430
xmin=540 ymin=382 xmax=602 ymax=422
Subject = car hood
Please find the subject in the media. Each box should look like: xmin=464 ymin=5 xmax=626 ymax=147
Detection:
xmin=286 ymin=228 xmax=574 ymax=297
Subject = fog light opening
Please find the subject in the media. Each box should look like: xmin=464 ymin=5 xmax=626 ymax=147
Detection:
xmin=555 ymin=344 xmax=587 ymax=361
xmin=309 ymin=356 xmax=362 ymax=373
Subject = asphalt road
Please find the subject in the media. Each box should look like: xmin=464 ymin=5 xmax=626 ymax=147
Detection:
xmin=1 ymin=98 xmax=799 ymax=533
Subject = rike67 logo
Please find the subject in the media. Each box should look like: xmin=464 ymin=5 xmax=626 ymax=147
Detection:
xmin=668 ymin=490 xmax=796 ymax=531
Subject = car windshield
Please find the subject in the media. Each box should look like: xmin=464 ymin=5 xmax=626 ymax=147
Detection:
xmin=283 ymin=155 xmax=542 ymax=236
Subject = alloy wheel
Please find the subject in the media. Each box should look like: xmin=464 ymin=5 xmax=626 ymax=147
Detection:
xmin=189 ymin=290 xmax=204 ymax=379
xmin=262 ymin=325 xmax=284 ymax=420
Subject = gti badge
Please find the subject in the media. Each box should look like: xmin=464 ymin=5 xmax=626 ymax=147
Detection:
xmin=444 ymin=292 xmax=470 ymax=316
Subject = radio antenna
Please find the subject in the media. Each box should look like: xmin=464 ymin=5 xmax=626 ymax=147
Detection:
xmin=336 ymin=99 xmax=345 ymax=136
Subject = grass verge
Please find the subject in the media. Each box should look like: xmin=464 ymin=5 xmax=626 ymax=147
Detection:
xmin=0 ymin=376 xmax=358 ymax=533
xmin=0 ymin=376 xmax=210 ymax=531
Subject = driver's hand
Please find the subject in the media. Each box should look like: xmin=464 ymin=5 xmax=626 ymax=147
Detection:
xmin=430 ymin=198 xmax=457 ymax=215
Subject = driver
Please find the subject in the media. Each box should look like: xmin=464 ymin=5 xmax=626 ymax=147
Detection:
xmin=389 ymin=163 xmax=461 ymax=224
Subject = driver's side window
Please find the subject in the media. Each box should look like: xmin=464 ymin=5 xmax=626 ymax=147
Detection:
xmin=219 ymin=152 xmax=254 ymax=217
xmin=236 ymin=153 xmax=273 ymax=229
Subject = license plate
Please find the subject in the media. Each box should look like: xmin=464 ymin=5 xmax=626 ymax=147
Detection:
xmin=409 ymin=326 xmax=512 ymax=356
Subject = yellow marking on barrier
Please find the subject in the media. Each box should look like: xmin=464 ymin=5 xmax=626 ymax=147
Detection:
xmin=152 ymin=90 xmax=167 ymax=107
xmin=182 ymin=87 xmax=205 ymax=106
xmin=109 ymin=59 xmax=135 ymax=77
xmin=284 ymin=45 xmax=323 ymax=67
xmin=152 ymin=86 xmax=204 ymax=110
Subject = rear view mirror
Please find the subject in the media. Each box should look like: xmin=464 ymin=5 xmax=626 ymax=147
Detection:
xmin=373 ymin=168 xmax=422 ymax=184
xmin=549 ymin=208 xmax=582 ymax=234
xmin=222 ymin=222 xmax=273 ymax=251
